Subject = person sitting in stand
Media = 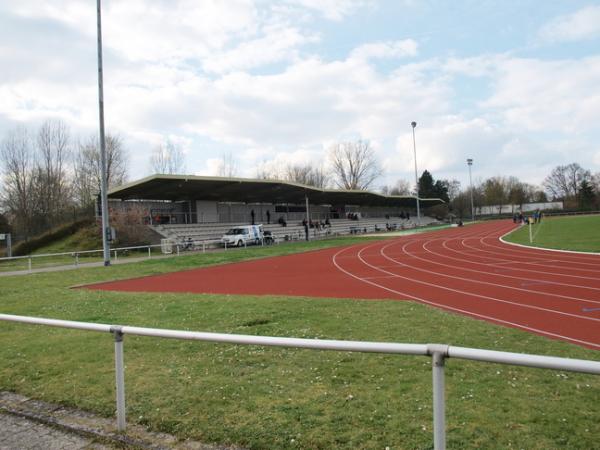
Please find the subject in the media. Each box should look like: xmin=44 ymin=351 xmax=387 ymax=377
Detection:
xmin=278 ymin=216 xmax=287 ymax=227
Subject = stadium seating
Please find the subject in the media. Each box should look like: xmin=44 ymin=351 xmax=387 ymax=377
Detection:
xmin=152 ymin=216 xmax=439 ymax=250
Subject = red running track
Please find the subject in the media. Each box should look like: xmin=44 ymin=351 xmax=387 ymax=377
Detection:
xmin=87 ymin=220 xmax=600 ymax=350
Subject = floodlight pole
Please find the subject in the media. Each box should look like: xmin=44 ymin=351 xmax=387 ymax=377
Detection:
xmin=97 ymin=0 xmax=111 ymax=266
xmin=411 ymin=121 xmax=421 ymax=224
xmin=305 ymin=194 xmax=310 ymax=241
xmin=467 ymin=158 xmax=474 ymax=222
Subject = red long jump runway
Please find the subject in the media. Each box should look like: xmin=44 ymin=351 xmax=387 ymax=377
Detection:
xmin=87 ymin=221 xmax=600 ymax=350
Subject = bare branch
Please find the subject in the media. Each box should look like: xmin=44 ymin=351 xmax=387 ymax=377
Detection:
xmin=328 ymin=140 xmax=382 ymax=190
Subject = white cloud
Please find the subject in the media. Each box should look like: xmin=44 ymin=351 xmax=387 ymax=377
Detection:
xmin=538 ymin=5 xmax=600 ymax=43
xmin=1 ymin=0 xmax=600 ymax=188
xmin=285 ymin=0 xmax=372 ymax=21
xmin=483 ymin=56 xmax=600 ymax=133
xmin=350 ymin=40 xmax=418 ymax=61
xmin=202 ymin=25 xmax=319 ymax=74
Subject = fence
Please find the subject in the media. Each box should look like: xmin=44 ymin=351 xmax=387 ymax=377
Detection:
xmin=0 ymin=314 xmax=599 ymax=450
xmin=0 ymin=239 xmax=274 ymax=273
xmin=0 ymin=243 xmax=167 ymax=273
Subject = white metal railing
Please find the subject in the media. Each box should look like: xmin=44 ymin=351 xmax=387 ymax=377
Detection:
xmin=0 ymin=244 xmax=166 ymax=272
xmin=1 ymin=314 xmax=599 ymax=449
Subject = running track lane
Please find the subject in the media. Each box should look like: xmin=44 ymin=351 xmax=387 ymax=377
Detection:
xmin=86 ymin=220 xmax=600 ymax=350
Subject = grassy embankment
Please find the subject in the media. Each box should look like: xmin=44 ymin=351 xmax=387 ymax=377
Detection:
xmin=503 ymin=214 xmax=600 ymax=252
xmin=1 ymin=231 xmax=599 ymax=449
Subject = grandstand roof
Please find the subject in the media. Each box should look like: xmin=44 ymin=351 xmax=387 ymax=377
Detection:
xmin=108 ymin=174 xmax=444 ymax=208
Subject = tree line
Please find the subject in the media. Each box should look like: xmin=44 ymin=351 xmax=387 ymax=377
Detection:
xmin=418 ymin=163 xmax=600 ymax=219
xmin=0 ymin=120 xmax=127 ymax=239
xmin=2 ymin=120 xmax=599 ymax=241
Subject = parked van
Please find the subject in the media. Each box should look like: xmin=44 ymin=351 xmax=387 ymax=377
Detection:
xmin=221 ymin=225 xmax=264 ymax=247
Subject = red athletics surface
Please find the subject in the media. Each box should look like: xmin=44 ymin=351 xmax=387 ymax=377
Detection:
xmin=87 ymin=220 xmax=600 ymax=350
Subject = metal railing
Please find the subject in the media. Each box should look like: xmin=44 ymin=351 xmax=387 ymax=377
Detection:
xmin=0 ymin=244 xmax=166 ymax=272
xmin=0 ymin=314 xmax=599 ymax=449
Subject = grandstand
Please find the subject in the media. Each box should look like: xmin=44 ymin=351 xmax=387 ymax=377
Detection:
xmin=107 ymin=174 xmax=444 ymax=247
xmin=151 ymin=216 xmax=440 ymax=248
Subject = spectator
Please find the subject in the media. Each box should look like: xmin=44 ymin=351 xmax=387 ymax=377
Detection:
xmin=251 ymin=209 xmax=255 ymax=225
xmin=266 ymin=210 xmax=271 ymax=224
xmin=278 ymin=216 xmax=287 ymax=227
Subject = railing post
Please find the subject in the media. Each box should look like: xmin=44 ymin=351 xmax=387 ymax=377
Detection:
xmin=111 ymin=326 xmax=126 ymax=432
xmin=114 ymin=250 xmax=118 ymax=261
xmin=28 ymin=257 xmax=32 ymax=272
xmin=176 ymin=244 xmax=180 ymax=256
xmin=148 ymin=247 xmax=151 ymax=259
xmin=75 ymin=253 xmax=79 ymax=266
xmin=429 ymin=344 xmax=448 ymax=450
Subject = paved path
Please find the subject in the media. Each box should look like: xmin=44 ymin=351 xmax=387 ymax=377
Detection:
xmin=0 ymin=412 xmax=110 ymax=450
xmin=0 ymin=392 xmax=239 ymax=450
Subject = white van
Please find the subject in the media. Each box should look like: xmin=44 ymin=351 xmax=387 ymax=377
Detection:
xmin=221 ymin=224 xmax=264 ymax=247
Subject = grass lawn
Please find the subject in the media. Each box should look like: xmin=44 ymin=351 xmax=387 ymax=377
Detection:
xmin=503 ymin=214 xmax=600 ymax=252
xmin=1 ymin=234 xmax=599 ymax=449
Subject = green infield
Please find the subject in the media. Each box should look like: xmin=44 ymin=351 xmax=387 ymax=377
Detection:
xmin=1 ymin=237 xmax=599 ymax=449
xmin=503 ymin=214 xmax=600 ymax=252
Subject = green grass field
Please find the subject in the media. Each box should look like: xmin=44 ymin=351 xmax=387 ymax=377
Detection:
xmin=1 ymin=234 xmax=599 ymax=449
xmin=504 ymin=214 xmax=600 ymax=252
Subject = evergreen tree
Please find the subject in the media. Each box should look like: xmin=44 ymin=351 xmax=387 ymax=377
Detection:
xmin=433 ymin=180 xmax=450 ymax=203
xmin=418 ymin=170 xmax=435 ymax=198
xmin=578 ymin=179 xmax=595 ymax=210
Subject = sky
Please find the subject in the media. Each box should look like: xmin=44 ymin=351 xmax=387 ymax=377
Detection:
xmin=1 ymin=0 xmax=600 ymax=192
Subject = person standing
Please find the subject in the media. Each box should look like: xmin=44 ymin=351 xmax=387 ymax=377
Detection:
xmin=302 ymin=218 xmax=309 ymax=241
xmin=266 ymin=210 xmax=271 ymax=224
xmin=251 ymin=209 xmax=255 ymax=225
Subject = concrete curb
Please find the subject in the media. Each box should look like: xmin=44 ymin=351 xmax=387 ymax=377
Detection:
xmin=0 ymin=392 xmax=241 ymax=450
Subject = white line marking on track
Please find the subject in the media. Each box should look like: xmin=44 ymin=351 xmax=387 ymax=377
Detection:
xmin=331 ymin=242 xmax=600 ymax=349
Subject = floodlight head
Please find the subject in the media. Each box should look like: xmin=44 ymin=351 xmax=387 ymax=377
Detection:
xmin=467 ymin=158 xmax=473 ymax=165
xmin=411 ymin=121 xmax=417 ymax=128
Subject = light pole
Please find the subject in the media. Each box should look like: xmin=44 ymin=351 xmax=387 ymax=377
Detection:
xmin=467 ymin=158 xmax=474 ymax=222
xmin=411 ymin=121 xmax=421 ymax=223
xmin=97 ymin=0 xmax=111 ymax=266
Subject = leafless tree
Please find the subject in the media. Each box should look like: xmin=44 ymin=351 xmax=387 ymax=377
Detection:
xmin=73 ymin=134 xmax=128 ymax=208
xmin=506 ymin=177 xmax=527 ymax=210
xmin=328 ymin=140 xmax=382 ymax=190
xmin=543 ymin=163 xmax=591 ymax=201
xmin=283 ymin=163 xmax=328 ymax=188
xmin=216 ymin=152 xmax=239 ymax=178
xmin=0 ymin=127 xmax=37 ymax=236
xmin=483 ymin=176 xmax=509 ymax=214
xmin=450 ymin=191 xmax=471 ymax=219
xmin=592 ymin=172 xmax=600 ymax=196
xmin=440 ymin=179 xmax=461 ymax=201
xmin=150 ymin=140 xmax=185 ymax=174
xmin=381 ymin=179 xmax=411 ymax=196
xmin=35 ymin=120 xmax=72 ymax=224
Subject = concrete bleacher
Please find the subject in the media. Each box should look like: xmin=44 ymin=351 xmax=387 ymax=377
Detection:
xmin=152 ymin=215 xmax=439 ymax=250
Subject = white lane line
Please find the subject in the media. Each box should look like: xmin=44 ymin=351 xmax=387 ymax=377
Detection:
xmin=387 ymin=239 xmax=600 ymax=304
xmin=441 ymin=238 xmax=600 ymax=282
xmin=371 ymin=242 xmax=600 ymax=315
xmin=421 ymin=237 xmax=600 ymax=291
xmin=481 ymin=234 xmax=600 ymax=267
xmin=473 ymin=237 xmax=600 ymax=273
xmin=330 ymin=242 xmax=600 ymax=350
